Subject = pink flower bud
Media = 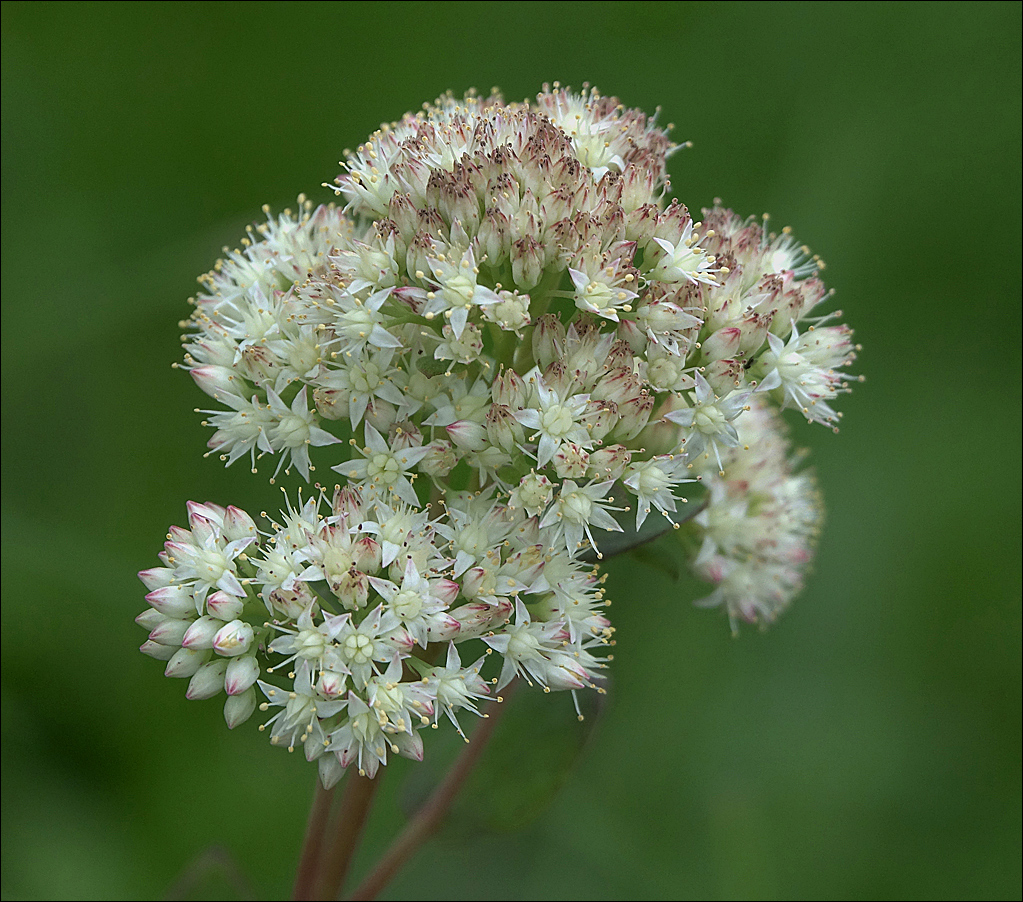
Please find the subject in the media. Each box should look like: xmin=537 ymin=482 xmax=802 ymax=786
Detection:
xmin=148 ymin=617 xmax=191 ymax=647
xmin=225 ymin=655 xmax=260 ymax=695
xmin=532 ymin=314 xmax=565 ymax=369
xmin=190 ymin=365 xmax=245 ymax=401
xmin=446 ymin=419 xmax=489 ymax=452
xmin=138 ymin=567 xmax=174 ymax=592
xmin=206 ymin=591 xmax=244 ymax=621
xmin=182 ymin=615 xmax=224 ymax=650
xmin=145 ymin=585 xmax=195 ymax=619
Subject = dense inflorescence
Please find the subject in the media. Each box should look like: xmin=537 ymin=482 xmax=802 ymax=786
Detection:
xmin=138 ymin=84 xmax=857 ymax=784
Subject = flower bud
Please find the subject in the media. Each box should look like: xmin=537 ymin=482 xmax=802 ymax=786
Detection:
xmin=584 ymin=398 xmax=619 ymax=442
xmin=315 ymin=669 xmax=348 ymax=700
xmin=206 ymin=591 xmax=245 ymax=621
xmin=225 ymin=654 xmax=260 ymax=695
xmin=148 ymin=617 xmax=191 ymax=647
xmin=701 ymin=326 xmax=742 ymax=362
xmin=478 ymin=208 xmax=509 ymax=265
xmin=447 ymin=599 xmax=514 ymax=639
xmin=136 ymin=608 xmax=168 ymax=631
xmin=588 ymin=444 xmax=633 ymax=481
xmin=352 ymin=535 xmax=383 ymax=573
xmin=139 ymin=640 xmax=177 ymax=661
xmin=425 ymin=613 xmax=462 ymax=642
xmin=165 ymin=646 xmax=211 ymax=678
xmin=269 ymin=585 xmax=318 ymax=620
xmin=532 ymin=314 xmax=565 ymax=369
xmin=186 ymin=659 xmax=229 ymax=700
xmin=182 ymin=615 xmax=224 ymax=650
xmin=446 ymin=419 xmax=489 ymax=453
xmin=511 ymin=236 xmax=545 ymax=290
xmin=138 ymin=567 xmax=175 ymax=592
xmin=486 ymin=404 xmax=525 ymax=452
xmin=492 ymin=368 xmax=528 ymax=408
xmin=224 ymin=687 xmax=257 ymax=729
xmin=222 ymin=506 xmax=258 ymax=542
xmin=418 ymin=439 xmax=458 ymax=477
xmin=554 ymin=442 xmax=590 ymax=479
xmin=145 ymin=585 xmax=195 ymax=619
xmin=613 ymin=392 xmax=655 ymax=441
xmin=432 ymin=578 xmax=460 ymax=606
xmin=190 ymin=365 xmax=246 ymax=401
xmin=703 ymin=359 xmax=746 ymax=395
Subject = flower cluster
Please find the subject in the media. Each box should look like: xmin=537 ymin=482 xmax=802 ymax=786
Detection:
xmin=139 ymin=84 xmax=857 ymax=784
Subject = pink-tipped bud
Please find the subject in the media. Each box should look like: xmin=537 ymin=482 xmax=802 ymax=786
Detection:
xmin=588 ymin=444 xmax=633 ymax=481
xmin=181 ymin=615 xmax=224 ymax=650
xmin=419 ymin=439 xmax=458 ymax=477
xmin=145 ymin=585 xmax=195 ymax=619
xmin=433 ymin=578 xmax=460 ymax=606
xmin=206 ymin=591 xmax=244 ymax=621
xmin=532 ymin=314 xmax=566 ymax=369
xmin=225 ymin=655 xmax=260 ymax=695
xmin=138 ymin=567 xmax=174 ymax=592
xmin=554 ymin=443 xmax=590 ymax=480
xmin=147 ymin=617 xmax=191 ymax=647
xmin=702 ymin=326 xmax=742 ymax=362
xmin=190 ymin=365 xmax=246 ymax=401
xmin=222 ymin=506 xmax=257 ymax=542
xmin=314 ymin=670 xmax=348 ymax=700
xmin=492 ymin=367 xmax=528 ymax=409
xmin=139 ymin=640 xmax=177 ymax=661
xmin=446 ymin=419 xmax=489 ymax=453
xmin=486 ymin=404 xmax=525 ymax=452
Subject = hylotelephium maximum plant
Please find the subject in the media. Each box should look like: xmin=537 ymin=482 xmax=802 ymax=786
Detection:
xmin=137 ymin=83 xmax=859 ymax=802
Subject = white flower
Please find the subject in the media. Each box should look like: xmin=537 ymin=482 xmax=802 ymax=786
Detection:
xmin=425 ymin=644 xmax=490 ymax=740
xmin=423 ymin=246 xmax=502 ymax=339
xmin=622 ymin=454 xmax=693 ymax=529
xmin=514 ymin=377 xmax=592 ymax=468
xmin=333 ymin=423 xmax=430 ymax=507
xmin=648 ymin=218 xmax=719 ymax=286
xmin=265 ymin=386 xmax=340 ymax=479
xmin=369 ymin=559 xmax=455 ymax=648
xmin=568 ymin=265 xmax=639 ymax=322
xmin=663 ymin=373 xmax=750 ymax=472
xmin=539 ymin=479 xmax=623 ymax=557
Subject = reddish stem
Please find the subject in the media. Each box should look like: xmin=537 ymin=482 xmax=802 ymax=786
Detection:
xmin=314 ymin=771 xmax=382 ymax=900
xmin=291 ymin=780 xmax=336 ymax=901
xmin=346 ymin=682 xmax=517 ymax=901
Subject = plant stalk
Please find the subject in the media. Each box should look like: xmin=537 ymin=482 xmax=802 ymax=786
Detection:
xmin=346 ymin=681 xmax=518 ymax=901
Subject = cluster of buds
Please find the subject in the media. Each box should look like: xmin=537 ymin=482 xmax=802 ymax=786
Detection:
xmin=139 ymin=84 xmax=857 ymax=784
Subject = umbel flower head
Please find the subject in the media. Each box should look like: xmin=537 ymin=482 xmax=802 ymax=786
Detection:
xmin=140 ymin=83 xmax=858 ymax=785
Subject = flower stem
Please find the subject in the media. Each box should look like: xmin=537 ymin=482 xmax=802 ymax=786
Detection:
xmin=345 ymin=681 xmax=518 ymax=901
xmin=291 ymin=781 xmax=336 ymax=901
xmin=312 ymin=771 xmax=383 ymax=901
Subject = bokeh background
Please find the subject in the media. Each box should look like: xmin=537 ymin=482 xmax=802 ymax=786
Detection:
xmin=3 ymin=2 xmax=1020 ymax=899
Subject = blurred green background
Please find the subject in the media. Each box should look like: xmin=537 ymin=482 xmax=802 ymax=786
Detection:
xmin=3 ymin=2 xmax=1020 ymax=899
